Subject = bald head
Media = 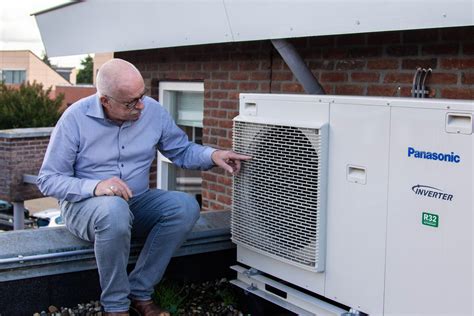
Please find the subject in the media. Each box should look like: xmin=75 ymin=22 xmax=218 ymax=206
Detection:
xmin=96 ymin=58 xmax=144 ymax=98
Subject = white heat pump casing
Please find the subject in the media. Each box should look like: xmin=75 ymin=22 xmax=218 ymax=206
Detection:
xmin=232 ymin=94 xmax=330 ymax=294
xmin=232 ymin=94 xmax=473 ymax=315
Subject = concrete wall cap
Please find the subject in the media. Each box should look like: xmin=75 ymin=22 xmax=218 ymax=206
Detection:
xmin=0 ymin=127 xmax=54 ymax=139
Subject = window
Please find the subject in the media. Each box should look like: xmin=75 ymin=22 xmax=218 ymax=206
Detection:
xmin=158 ymin=82 xmax=204 ymax=206
xmin=1 ymin=70 xmax=26 ymax=84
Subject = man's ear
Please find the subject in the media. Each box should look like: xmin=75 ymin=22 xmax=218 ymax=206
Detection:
xmin=99 ymin=96 xmax=109 ymax=107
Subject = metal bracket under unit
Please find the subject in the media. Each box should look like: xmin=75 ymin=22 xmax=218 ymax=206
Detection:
xmin=230 ymin=265 xmax=349 ymax=316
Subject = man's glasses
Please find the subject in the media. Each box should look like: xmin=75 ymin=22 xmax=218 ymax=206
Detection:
xmin=106 ymin=91 xmax=147 ymax=110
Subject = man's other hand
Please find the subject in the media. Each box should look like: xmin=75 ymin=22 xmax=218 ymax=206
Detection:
xmin=94 ymin=176 xmax=133 ymax=201
xmin=211 ymin=150 xmax=252 ymax=175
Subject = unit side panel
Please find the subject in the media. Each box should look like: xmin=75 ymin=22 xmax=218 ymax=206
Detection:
xmin=385 ymin=107 xmax=473 ymax=315
xmin=325 ymin=103 xmax=390 ymax=314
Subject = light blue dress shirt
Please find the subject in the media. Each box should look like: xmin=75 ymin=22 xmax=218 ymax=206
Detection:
xmin=37 ymin=94 xmax=216 ymax=202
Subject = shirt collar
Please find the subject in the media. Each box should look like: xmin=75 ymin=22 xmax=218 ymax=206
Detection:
xmin=86 ymin=93 xmax=106 ymax=119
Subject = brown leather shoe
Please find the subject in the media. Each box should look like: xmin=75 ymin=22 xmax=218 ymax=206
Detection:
xmin=104 ymin=311 xmax=129 ymax=316
xmin=130 ymin=299 xmax=170 ymax=316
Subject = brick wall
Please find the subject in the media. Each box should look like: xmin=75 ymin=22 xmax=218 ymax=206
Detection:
xmin=0 ymin=129 xmax=52 ymax=202
xmin=117 ymin=26 xmax=473 ymax=212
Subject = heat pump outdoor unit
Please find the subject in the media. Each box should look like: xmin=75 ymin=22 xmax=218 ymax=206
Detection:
xmin=230 ymin=93 xmax=473 ymax=316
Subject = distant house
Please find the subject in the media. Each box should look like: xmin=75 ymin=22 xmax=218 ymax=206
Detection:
xmin=0 ymin=50 xmax=71 ymax=90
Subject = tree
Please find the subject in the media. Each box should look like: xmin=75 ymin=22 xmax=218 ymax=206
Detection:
xmin=41 ymin=51 xmax=52 ymax=67
xmin=0 ymin=82 xmax=63 ymax=129
xmin=76 ymin=55 xmax=94 ymax=84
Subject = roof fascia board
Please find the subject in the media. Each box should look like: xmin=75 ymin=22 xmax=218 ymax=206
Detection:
xmin=35 ymin=0 xmax=474 ymax=57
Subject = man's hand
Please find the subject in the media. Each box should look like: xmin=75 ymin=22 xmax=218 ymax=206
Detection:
xmin=94 ymin=176 xmax=133 ymax=201
xmin=211 ymin=150 xmax=252 ymax=175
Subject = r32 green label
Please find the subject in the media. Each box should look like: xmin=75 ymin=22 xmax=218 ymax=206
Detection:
xmin=422 ymin=212 xmax=439 ymax=228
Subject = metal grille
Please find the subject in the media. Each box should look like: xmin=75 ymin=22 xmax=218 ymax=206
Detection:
xmin=232 ymin=121 xmax=323 ymax=269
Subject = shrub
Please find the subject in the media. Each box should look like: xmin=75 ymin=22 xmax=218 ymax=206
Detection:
xmin=0 ymin=81 xmax=64 ymax=129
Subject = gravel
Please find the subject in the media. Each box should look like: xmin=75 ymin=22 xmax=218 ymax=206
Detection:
xmin=34 ymin=278 xmax=244 ymax=316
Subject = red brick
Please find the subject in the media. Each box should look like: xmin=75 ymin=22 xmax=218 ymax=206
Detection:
xmin=322 ymin=48 xmax=349 ymax=59
xmin=308 ymin=35 xmax=335 ymax=47
xmin=250 ymin=71 xmax=269 ymax=80
xmin=221 ymin=62 xmax=238 ymax=71
xmin=422 ymin=44 xmax=459 ymax=55
xmin=402 ymin=58 xmax=437 ymax=69
xmin=239 ymin=82 xmax=259 ymax=91
xmin=211 ymin=91 xmax=228 ymax=99
xmin=462 ymin=72 xmax=474 ymax=84
xmin=321 ymin=73 xmax=347 ymax=82
xmin=211 ymin=72 xmax=228 ymax=80
xmin=209 ymin=183 xmax=226 ymax=193
xmin=171 ymin=63 xmax=186 ymax=71
xmin=220 ymin=82 xmax=238 ymax=90
xmin=440 ymin=58 xmax=474 ymax=69
xmin=464 ymin=43 xmax=474 ymax=55
xmin=210 ymin=110 xmax=227 ymax=119
xmin=386 ymin=45 xmax=418 ymax=56
xmin=273 ymin=72 xmax=293 ymax=81
xmin=204 ymin=100 xmax=218 ymax=108
xmin=383 ymin=73 xmax=414 ymax=84
xmin=349 ymin=47 xmax=382 ymax=58
xmin=260 ymin=82 xmax=271 ymax=91
xmin=308 ymin=60 xmax=334 ymax=70
xmin=281 ymin=83 xmax=304 ymax=93
xmin=186 ymin=63 xmax=202 ymax=71
xmin=217 ymin=176 xmax=232 ymax=186
xmin=203 ymin=118 xmax=219 ymax=126
xmin=367 ymin=59 xmax=399 ymax=70
xmin=203 ymin=62 xmax=220 ymax=71
xmin=226 ymin=111 xmax=239 ymax=120
xmin=367 ymin=85 xmax=398 ymax=96
xmin=429 ymin=73 xmax=458 ymax=85
xmin=230 ymin=72 xmax=249 ymax=80
xmin=228 ymin=92 xmax=240 ymax=100
xmin=335 ymin=85 xmax=364 ymax=95
xmin=336 ymin=34 xmax=366 ymax=46
xmin=205 ymin=81 xmax=219 ymax=89
xmin=441 ymin=27 xmax=474 ymax=41
xmin=211 ymin=128 xmax=227 ymax=137
xmin=351 ymin=72 xmax=380 ymax=82
xmin=403 ymin=29 xmax=439 ymax=43
xmin=240 ymin=62 xmax=260 ymax=71
xmin=335 ymin=60 xmax=365 ymax=70
xmin=441 ymin=88 xmax=474 ymax=99
xmin=220 ymin=100 xmax=237 ymax=110
xmin=218 ymin=120 xmax=234 ymax=128
xmin=218 ymin=138 xmax=232 ymax=148
xmin=367 ymin=32 xmax=401 ymax=45
xmin=217 ymin=194 xmax=232 ymax=205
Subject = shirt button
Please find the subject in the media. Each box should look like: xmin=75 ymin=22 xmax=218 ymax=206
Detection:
xmin=121 ymin=164 xmax=124 ymax=167
xmin=122 ymin=146 xmax=125 ymax=149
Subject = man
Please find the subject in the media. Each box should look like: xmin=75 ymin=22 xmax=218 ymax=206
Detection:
xmin=37 ymin=58 xmax=250 ymax=316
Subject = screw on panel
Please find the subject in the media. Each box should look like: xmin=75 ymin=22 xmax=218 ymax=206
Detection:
xmin=244 ymin=268 xmax=260 ymax=276
xmin=247 ymin=283 xmax=258 ymax=291
xmin=355 ymin=20 xmax=360 ymax=25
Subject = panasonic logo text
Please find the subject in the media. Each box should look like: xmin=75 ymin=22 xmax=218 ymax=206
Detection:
xmin=407 ymin=147 xmax=460 ymax=163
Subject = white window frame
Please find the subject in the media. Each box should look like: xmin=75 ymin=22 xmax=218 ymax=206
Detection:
xmin=157 ymin=81 xmax=204 ymax=191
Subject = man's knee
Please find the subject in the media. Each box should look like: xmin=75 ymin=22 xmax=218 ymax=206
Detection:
xmin=171 ymin=192 xmax=200 ymax=227
xmin=94 ymin=197 xmax=133 ymax=236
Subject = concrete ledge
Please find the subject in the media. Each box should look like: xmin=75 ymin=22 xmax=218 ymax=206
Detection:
xmin=0 ymin=210 xmax=233 ymax=281
xmin=0 ymin=127 xmax=53 ymax=139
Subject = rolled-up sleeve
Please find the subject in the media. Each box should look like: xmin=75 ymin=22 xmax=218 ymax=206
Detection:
xmin=37 ymin=114 xmax=100 ymax=202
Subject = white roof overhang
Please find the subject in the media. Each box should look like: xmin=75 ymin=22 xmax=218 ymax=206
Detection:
xmin=35 ymin=0 xmax=474 ymax=57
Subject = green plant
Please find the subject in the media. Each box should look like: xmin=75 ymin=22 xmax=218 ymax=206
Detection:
xmin=152 ymin=279 xmax=188 ymax=314
xmin=0 ymin=81 xmax=63 ymax=129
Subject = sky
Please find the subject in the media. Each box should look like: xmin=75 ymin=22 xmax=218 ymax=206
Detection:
xmin=0 ymin=0 xmax=87 ymax=68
